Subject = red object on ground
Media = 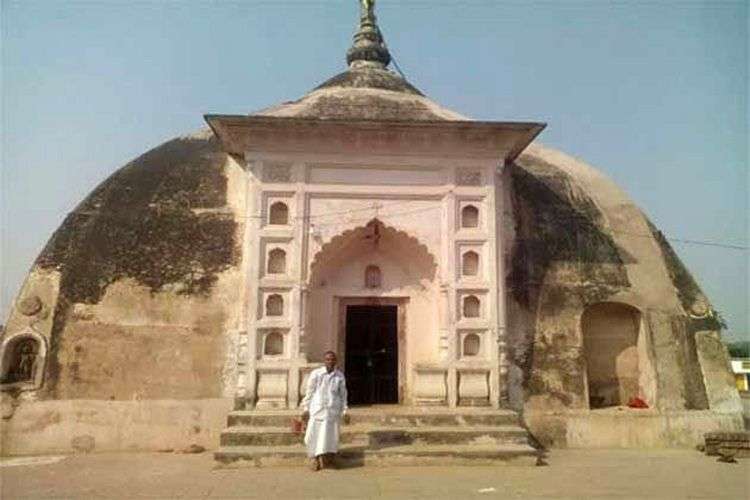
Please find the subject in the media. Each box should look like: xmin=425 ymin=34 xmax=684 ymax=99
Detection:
xmin=627 ymin=397 xmax=649 ymax=409
xmin=291 ymin=418 xmax=305 ymax=434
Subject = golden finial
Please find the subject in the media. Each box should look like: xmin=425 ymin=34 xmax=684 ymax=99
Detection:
xmin=361 ymin=0 xmax=375 ymax=18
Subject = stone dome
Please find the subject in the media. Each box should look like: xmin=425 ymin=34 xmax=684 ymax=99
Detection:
xmin=254 ymin=67 xmax=468 ymax=122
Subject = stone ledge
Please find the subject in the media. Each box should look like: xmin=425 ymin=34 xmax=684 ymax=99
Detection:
xmin=524 ymin=409 xmax=744 ymax=448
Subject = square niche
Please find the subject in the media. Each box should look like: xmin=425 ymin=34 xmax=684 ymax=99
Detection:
xmin=263 ymin=193 xmax=295 ymax=227
xmin=458 ymin=292 xmax=486 ymax=321
xmin=260 ymin=290 xmax=289 ymax=320
xmin=257 ymin=328 xmax=290 ymax=359
xmin=458 ymin=330 xmax=486 ymax=359
xmin=457 ymin=199 xmax=485 ymax=231
xmin=456 ymin=244 xmax=485 ymax=282
xmin=262 ymin=241 xmax=292 ymax=278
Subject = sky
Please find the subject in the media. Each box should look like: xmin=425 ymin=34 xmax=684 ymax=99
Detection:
xmin=1 ymin=0 xmax=747 ymax=341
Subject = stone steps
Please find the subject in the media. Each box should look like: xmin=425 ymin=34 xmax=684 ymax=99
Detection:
xmin=220 ymin=425 xmax=530 ymax=447
xmin=215 ymin=407 xmax=541 ymax=467
xmin=227 ymin=408 xmax=520 ymax=428
xmin=215 ymin=443 xmax=540 ymax=467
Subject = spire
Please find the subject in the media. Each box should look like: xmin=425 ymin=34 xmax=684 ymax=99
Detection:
xmin=346 ymin=0 xmax=391 ymax=69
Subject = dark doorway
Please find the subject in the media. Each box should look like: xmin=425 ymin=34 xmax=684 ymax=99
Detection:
xmin=345 ymin=305 xmax=398 ymax=405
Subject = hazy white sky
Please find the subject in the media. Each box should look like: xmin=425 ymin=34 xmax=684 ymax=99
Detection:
xmin=1 ymin=0 xmax=747 ymax=339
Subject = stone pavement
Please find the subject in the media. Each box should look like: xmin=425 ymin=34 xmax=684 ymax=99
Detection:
xmin=1 ymin=449 xmax=748 ymax=499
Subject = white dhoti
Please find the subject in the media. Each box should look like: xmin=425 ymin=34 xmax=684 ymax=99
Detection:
xmin=300 ymin=366 xmax=348 ymax=458
xmin=304 ymin=417 xmax=341 ymax=457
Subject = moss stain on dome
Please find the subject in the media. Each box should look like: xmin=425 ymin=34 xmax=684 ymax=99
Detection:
xmin=508 ymin=159 xmax=630 ymax=310
xmin=36 ymin=134 xmax=239 ymax=304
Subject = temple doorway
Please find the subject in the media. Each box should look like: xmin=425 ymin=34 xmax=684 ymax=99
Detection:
xmin=345 ymin=305 xmax=398 ymax=405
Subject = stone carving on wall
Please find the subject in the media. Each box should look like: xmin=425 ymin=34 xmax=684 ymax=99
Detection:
xmin=456 ymin=168 xmax=481 ymax=186
xmin=413 ymin=367 xmax=447 ymax=406
xmin=17 ymin=296 xmax=42 ymax=316
xmin=458 ymin=369 xmax=490 ymax=406
xmin=256 ymin=369 xmax=288 ymax=409
xmin=262 ymin=163 xmax=292 ymax=183
xmin=365 ymin=265 xmax=382 ymax=288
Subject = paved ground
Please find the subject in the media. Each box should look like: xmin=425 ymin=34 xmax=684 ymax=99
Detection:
xmin=1 ymin=449 xmax=748 ymax=499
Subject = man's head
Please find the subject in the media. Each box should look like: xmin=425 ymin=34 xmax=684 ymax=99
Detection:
xmin=323 ymin=351 xmax=337 ymax=372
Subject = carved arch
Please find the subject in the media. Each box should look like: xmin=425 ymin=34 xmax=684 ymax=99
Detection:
xmin=309 ymin=219 xmax=438 ymax=286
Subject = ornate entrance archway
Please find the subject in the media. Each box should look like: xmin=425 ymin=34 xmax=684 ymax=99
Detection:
xmin=306 ymin=219 xmax=438 ymax=405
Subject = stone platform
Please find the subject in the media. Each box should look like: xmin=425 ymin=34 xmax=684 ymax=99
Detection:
xmin=214 ymin=406 xmax=541 ymax=467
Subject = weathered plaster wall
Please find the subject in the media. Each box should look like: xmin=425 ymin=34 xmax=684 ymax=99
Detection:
xmin=0 ymin=398 xmax=233 ymax=456
xmin=51 ymin=273 xmax=242 ymax=400
xmin=1 ymin=130 xmax=246 ymax=404
xmin=505 ymin=143 xmax=735 ymax=418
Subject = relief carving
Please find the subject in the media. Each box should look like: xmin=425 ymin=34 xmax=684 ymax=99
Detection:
xmin=263 ymin=163 xmax=292 ymax=183
xmin=457 ymin=168 xmax=482 ymax=186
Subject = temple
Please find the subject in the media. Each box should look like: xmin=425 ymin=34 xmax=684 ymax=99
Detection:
xmin=0 ymin=2 xmax=742 ymax=460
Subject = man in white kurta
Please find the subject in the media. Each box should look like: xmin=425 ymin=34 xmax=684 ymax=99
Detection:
xmin=301 ymin=351 xmax=348 ymax=470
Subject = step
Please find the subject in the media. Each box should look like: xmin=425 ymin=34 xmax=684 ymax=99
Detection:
xmin=226 ymin=408 xmax=520 ymax=428
xmin=214 ymin=442 xmax=540 ymax=467
xmin=220 ymin=425 xmax=530 ymax=447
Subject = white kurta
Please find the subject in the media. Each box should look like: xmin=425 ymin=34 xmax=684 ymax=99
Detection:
xmin=300 ymin=366 xmax=348 ymax=458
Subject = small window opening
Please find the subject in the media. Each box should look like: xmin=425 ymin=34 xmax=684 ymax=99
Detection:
xmin=461 ymin=205 xmax=479 ymax=228
xmin=264 ymin=331 xmax=284 ymax=356
xmin=267 ymin=249 xmax=287 ymax=274
xmin=463 ymin=334 xmax=481 ymax=357
xmin=266 ymin=294 xmax=284 ymax=317
xmin=462 ymin=251 xmax=479 ymax=277
xmin=463 ymin=295 xmax=480 ymax=318
xmin=269 ymin=202 xmax=289 ymax=225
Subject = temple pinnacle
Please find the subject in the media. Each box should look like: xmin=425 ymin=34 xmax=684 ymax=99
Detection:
xmin=346 ymin=0 xmax=391 ymax=69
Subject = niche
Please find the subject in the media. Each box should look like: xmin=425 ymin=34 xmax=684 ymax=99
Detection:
xmin=365 ymin=265 xmax=382 ymax=288
xmin=264 ymin=331 xmax=284 ymax=356
xmin=463 ymin=333 xmax=481 ymax=357
xmin=267 ymin=248 xmax=287 ymax=275
xmin=461 ymin=205 xmax=479 ymax=228
xmin=582 ymin=302 xmax=641 ymax=408
xmin=462 ymin=251 xmax=479 ymax=277
xmin=463 ymin=295 xmax=480 ymax=318
xmin=269 ymin=202 xmax=289 ymax=225
xmin=0 ymin=336 xmax=42 ymax=386
xmin=265 ymin=294 xmax=284 ymax=317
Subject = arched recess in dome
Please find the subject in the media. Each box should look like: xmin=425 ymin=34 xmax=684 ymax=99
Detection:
xmin=309 ymin=219 xmax=437 ymax=290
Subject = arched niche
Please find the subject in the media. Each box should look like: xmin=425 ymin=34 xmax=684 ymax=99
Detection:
xmin=269 ymin=202 xmax=289 ymax=225
xmin=462 ymin=251 xmax=479 ymax=277
xmin=463 ymin=295 xmax=480 ymax=318
xmin=264 ymin=331 xmax=284 ymax=356
xmin=267 ymin=248 xmax=287 ymax=275
xmin=461 ymin=205 xmax=479 ymax=228
xmin=365 ymin=265 xmax=382 ymax=288
xmin=463 ymin=333 xmax=481 ymax=357
xmin=266 ymin=294 xmax=284 ymax=317
xmin=582 ymin=302 xmax=642 ymax=409
xmin=0 ymin=329 xmax=47 ymax=391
